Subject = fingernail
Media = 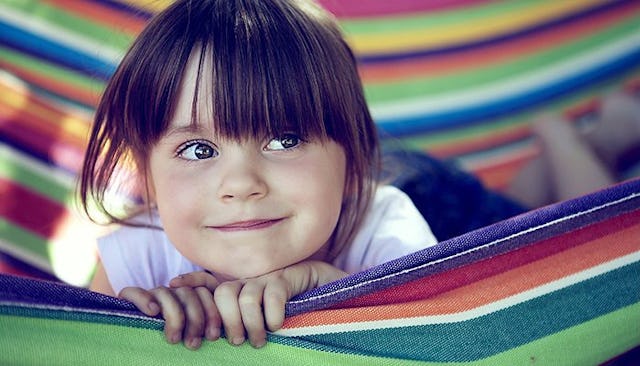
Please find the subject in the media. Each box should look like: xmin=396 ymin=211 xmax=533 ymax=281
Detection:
xmin=148 ymin=302 xmax=159 ymax=314
xmin=253 ymin=339 xmax=266 ymax=348
xmin=187 ymin=337 xmax=202 ymax=350
xmin=206 ymin=327 xmax=220 ymax=341
xmin=170 ymin=333 xmax=181 ymax=344
xmin=231 ymin=336 xmax=244 ymax=346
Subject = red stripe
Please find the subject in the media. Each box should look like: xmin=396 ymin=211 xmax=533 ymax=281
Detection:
xmin=0 ymin=60 xmax=101 ymax=108
xmin=0 ymin=260 xmax=35 ymax=278
xmin=0 ymin=178 xmax=68 ymax=239
xmin=426 ymin=125 xmax=531 ymax=159
xmin=360 ymin=0 xmax=640 ymax=82
xmin=0 ymin=114 xmax=85 ymax=173
xmin=333 ymin=208 xmax=640 ymax=308
xmin=0 ymin=255 xmax=55 ymax=280
xmin=43 ymin=0 xmax=146 ymax=34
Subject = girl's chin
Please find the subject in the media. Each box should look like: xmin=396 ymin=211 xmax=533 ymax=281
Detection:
xmin=206 ymin=265 xmax=278 ymax=281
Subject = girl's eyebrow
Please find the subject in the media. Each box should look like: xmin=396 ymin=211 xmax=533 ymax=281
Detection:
xmin=164 ymin=124 xmax=211 ymax=138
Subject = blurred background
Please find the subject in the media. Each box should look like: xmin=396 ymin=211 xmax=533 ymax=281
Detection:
xmin=1 ymin=0 xmax=639 ymax=285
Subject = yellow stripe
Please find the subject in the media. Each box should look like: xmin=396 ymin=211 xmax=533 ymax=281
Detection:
xmin=114 ymin=0 xmax=172 ymax=13
xmin=0 ymin=80 xmax=90 ymax=143
xmin=347 ymin=0 xmax=608 ymax=54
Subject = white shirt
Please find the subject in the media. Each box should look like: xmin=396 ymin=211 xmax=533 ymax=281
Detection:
xmin=98 ymin=185 xmax=437 ymax=294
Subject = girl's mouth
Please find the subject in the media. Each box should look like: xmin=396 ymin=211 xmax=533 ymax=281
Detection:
xmin=210 ymin=218 xmax=284 ymax=232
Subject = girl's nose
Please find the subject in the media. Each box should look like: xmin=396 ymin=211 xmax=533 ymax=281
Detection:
xmin=216 ymin=150 xmax=268 ymax=202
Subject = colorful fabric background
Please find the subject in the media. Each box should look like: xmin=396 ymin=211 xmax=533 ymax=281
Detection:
xmin=1 ymin=178 xmax=639 ymax=365
xmin=0 ymin=0 xmax=639 ymax=307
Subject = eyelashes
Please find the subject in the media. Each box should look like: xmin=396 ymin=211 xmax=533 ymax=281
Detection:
xmin=176 ymin=140 xmax=218 ymax=160
xmin=264 ymin=133 xmax=304 ymax=151
xmin=175 ymin=133 xmax=305 ymax=161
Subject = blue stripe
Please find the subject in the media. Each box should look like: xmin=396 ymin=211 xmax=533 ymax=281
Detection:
xmin=89 ymin=0 xmax=154 ymax=20
xmin=0 ymin=21 xmax=116 ymax=80
xmin=358 ymin=0 xmax=630 ymax=63
xmin=374 ymin=46 xmax=640 ymax=137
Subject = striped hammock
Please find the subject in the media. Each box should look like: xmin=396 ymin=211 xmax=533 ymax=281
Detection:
xmin=1 ymin=1 xmax=639 ymax=363
xmin=2 ymin=0 xmax=640 ymax=285
xmin=1 ymin=178 xmax=639 ymax=365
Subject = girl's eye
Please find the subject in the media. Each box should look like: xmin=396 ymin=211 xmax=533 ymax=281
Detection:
xmin=177 ymin=141 xmax=218 ymax=160
xmin=265 ymin=134 xmax=302 ymax=151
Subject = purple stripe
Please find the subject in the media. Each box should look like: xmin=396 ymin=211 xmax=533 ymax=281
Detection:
xmin=0 ymin=274 xmax=138 ymax=315
xmin=359 ymin=0 xmax=628 ymax=63
xmin=285 ymin=178 xmax=640 ymax=315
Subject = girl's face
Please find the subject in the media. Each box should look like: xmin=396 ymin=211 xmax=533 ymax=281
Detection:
xmin=146 ymin=57 xmax=347 ymax=281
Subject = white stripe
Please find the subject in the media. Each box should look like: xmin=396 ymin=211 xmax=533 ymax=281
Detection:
xmin=0 ymin=236 xmax=53 ymax=272
xmin=369 ymin=29 xmax=640 ymax=120
xmin=0 ymin=143 xmax=75 ymax=188
xmin=0 ymin=4 xmax=124 ymax=66
xmin=0 ymin=300 xmax=164 ymax=325
xmin=276 ymin=251 xmax=640 ymax=336
xmin=288 ymin=191 xmax=640 ymax=306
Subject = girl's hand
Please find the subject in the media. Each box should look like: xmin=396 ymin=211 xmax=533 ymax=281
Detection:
xmin=119 ymin=271 xmax=221 ymax=350
xmin=214 ymin=261 xmax=347 ymax=348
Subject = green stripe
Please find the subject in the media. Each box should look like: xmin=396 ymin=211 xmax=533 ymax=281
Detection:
xmin=341 ymin=0 xmax=545 ymax=35
xmin=4 ymin=0 xmax=133 ymax=51
xmin=364 ymin=14 xmax=640 ymax=104
xmin=0 ymin=298 xmax=637 ymax=365
xmin=0 ymin=218 xmax=49 ymax=265
xmin=0 ymin=46 xmax=105 ymax=95
xmin=394 ymin=66 xmax=640 ymax=152
xmin=0 ymin=150 xmax=72 ymax=204
xmin=0 ymin=314 xmax=426 ymax=366
xmin=482 ymin=302 xmax=640 ymax=366
xmin=289 ymin=260 xmax=640 ymax=361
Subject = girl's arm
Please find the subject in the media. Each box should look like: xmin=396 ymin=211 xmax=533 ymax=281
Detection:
xmin=89 ymin=261 xmax=116 ymax=296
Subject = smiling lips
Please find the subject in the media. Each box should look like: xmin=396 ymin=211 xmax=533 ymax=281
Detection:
xmin=211 ymin=218 xmax=284 ymax=232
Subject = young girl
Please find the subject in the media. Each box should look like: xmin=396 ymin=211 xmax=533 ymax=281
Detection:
xmin=80 ymin=0 xmax=437 ymax=350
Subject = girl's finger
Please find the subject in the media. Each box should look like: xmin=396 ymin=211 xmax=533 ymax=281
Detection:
xmin=170 ymin=271 xmax=220 ymax=291
xmin=148 ymin=287 xmax=186 ymax=345
xmin=262 ymin=277 xmax=289 ymax=332
xmin=214 ymin=281 xmax=245 ymax=346
xmin=195 ymin=287 xmax=221 ymax=341
xmin=118 ymin=287 xmax=161 ymax=316
xmin=238 ymin=280 xmax=268 ymax=348
xmin=173 ymin=287 xmax=206 ymax=350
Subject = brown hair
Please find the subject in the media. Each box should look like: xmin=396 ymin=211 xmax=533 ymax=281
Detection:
xmin=80 ymin=0 xmax=379 ymax=259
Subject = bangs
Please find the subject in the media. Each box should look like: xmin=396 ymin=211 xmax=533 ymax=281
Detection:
xmin=189 ymin=0 xmax=352 ymax=143
xmin=118 ymin=0 xmax=366 ymax=150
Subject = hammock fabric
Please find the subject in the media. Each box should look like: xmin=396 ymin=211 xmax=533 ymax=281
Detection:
xmin=1 ymin=178 xmax=639 ymax=365
xmin=2 ymin=0 xmax=640 ymax=285
xmin=1 ymin=1 xmax=639 ymax=363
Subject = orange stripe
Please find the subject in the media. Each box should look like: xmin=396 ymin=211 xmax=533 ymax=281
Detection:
xmin=43 ymin=0 xmax=146 ymax=35
xmin=0 ymin=81 xmax=90 ymax=148
xmin=360 ymin=1 xmax=640 ymax=83
xmin=0 ymin=61 xmax=101 ymax=107
xmin=283 ymin=216 xmax=640 ymax=328
xmin=425 ymin=124 xmax=531 ymax=159
xmin=468 ymin=146 xmax=539 ymax=191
